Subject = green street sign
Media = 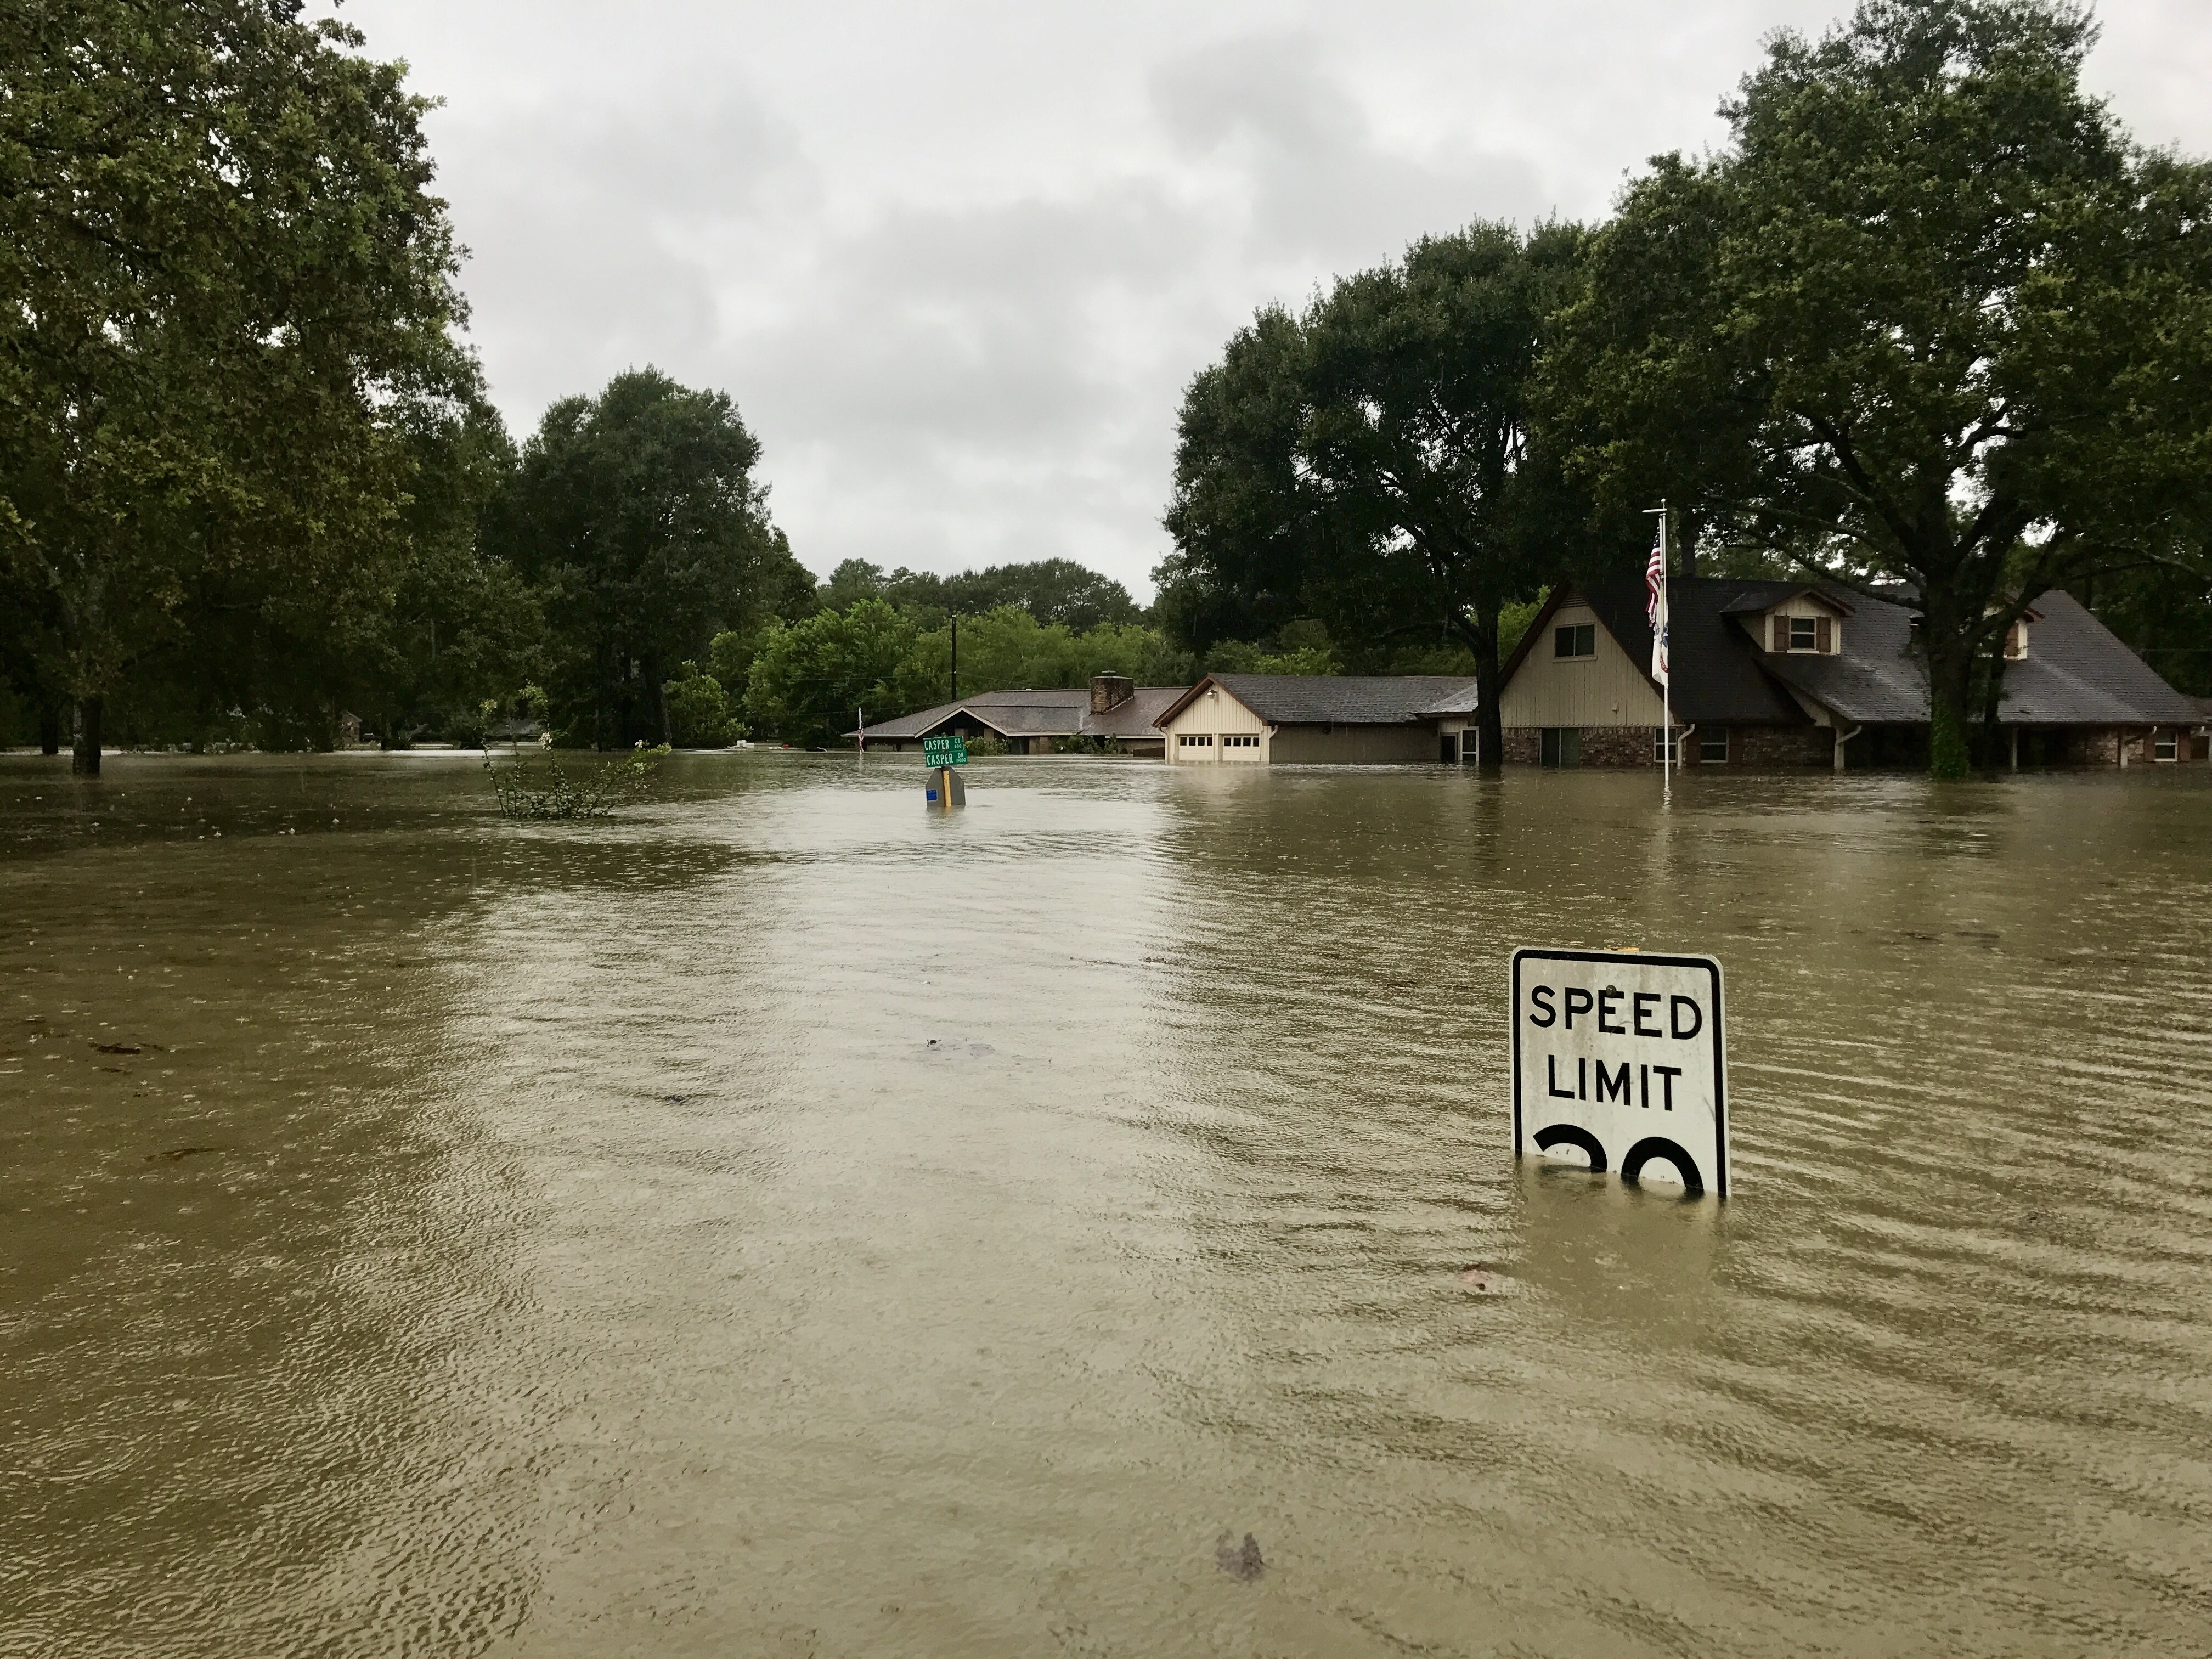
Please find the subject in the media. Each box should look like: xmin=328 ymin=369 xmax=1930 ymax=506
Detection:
xmin=923 ymin=733 xmax=969 ymax=767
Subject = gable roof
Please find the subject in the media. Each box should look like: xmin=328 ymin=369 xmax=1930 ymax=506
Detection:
xmin=1718 ymin=584 xmax=1854 ymax=617
xmin=1577 ymin=577 xmax=1814 ymax=726
xmin=853 ymin=686 xmax=1188 ymax=742
xmin=1157 ymin=673 xmax=1479 ymax=728
xmin=1505 ymin=575 xmax=2195 ymax=729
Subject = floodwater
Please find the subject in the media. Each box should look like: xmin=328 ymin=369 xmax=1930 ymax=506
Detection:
xmin=3 ymin=751 xmax=2209 ymax=1657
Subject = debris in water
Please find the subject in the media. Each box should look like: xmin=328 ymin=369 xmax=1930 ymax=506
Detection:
xmin=148 ymin=1147 xmax=222 ymax=1162
xmin=1215 ymin=1532 xmax=1265 ymax=1581
xmin=1460 ymin=1264 xmax=1492 ymax=1290
xmin=94 ymin=1043 xmax=143 ymax=1055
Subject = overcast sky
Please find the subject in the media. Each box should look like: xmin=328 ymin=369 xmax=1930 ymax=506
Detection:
xmin=334 ymin=1 xmax=2212 ymax=599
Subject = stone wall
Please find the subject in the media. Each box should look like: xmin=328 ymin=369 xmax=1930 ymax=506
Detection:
xmin=1721 ymin=725 xmax=1833 ymax=769
xmin=1578 ymin=725 xmax=1657 ymax=767
xmin=1502 ymin=728 xmax=1541 ymax=765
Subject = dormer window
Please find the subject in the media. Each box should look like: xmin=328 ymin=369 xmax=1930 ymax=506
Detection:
xmin=1771 ymin=614 xmax=1832 ymax=653
xmin=2004 ymin=620 xmax=2028 ymax=660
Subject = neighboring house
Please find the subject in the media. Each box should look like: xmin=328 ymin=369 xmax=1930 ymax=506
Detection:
xmin=1156 ymin=674 xmax=1480 ymax=765
xmin=1497 ymin=577 xmax=2203 ymax=769
xmin=853 ymin=675 xmax=1183 ymax=755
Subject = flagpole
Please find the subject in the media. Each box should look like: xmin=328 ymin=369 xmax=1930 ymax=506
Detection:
xmin=1662 ymin=504 xmax=1672 ymax=794
xmin=1644 ymin=500 xmax=1672 ymax=795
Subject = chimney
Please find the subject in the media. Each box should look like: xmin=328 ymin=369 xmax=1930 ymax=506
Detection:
xmin=1090 ymin=674 xmax=1135 ymax=714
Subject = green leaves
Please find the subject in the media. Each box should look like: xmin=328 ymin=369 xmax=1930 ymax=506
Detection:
xmin=1547 ymin=0 xmax=2212 ymax=771
xmin=490 ymin=368 xmax=800 ymax=748
xmin=1 ymin=0 xmax=473 ymax=762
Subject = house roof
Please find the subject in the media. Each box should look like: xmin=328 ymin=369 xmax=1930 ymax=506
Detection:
xmin=1417 ymin=681 xmax=1484 ymax=717
xmin=1576 ymin=577 xmax=1814 ymax=726
xmin=1157 ymin=673 xmax=1480 ymax=728
xmin=853 ymin=686 xmax=1187 ymax=742
xmin=1525 ymin=575 xmax=2196 ymax=729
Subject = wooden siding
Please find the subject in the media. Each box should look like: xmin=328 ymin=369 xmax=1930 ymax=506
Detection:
xmin=1267 ymin=725 xmax=1437 ymax=765
xmin=1160 ymin=684 xmax=1268 ymax=764
xmin=1759 ymin=595 xmax=1844 ymax=656
xmin=1499 ymin=603 xmax=1666 ymax=730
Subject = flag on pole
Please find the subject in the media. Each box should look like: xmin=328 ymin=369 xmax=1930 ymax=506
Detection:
xmin=1645 ymin=525 xmax=1670 ymax=687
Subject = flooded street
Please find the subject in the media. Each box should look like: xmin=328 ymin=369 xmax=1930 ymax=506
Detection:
xmin=3 ymin=753 xmax=2209 ymax=1656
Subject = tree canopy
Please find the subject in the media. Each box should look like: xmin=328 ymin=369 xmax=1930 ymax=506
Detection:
xmin=0 ymin=0 xmax=478 ymax=770
xmin=1163 ymin=221 xmax=1596 ymax=768
xmin=488 ymin=368 xmax=811 ymax=748
xmin=1547 ymin=0 xmax=2212 ymax=773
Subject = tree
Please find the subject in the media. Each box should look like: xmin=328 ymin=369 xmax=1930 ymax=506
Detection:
xmin=743 ymin=599 xmax=916 ymax=747
xmin=0 ymin=0 xmax=476 ymax=772
xmin=1165 ymin=222 xmax=1589 ymax=769
xmin=491 ymin=369 xmax=808 ymax=747
xmin=1549 ymin=0 xmax=2212 ymax=775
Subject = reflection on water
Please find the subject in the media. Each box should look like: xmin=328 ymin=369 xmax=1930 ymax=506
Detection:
xmin=3 ymin=753 xmax=2208 ymax=1656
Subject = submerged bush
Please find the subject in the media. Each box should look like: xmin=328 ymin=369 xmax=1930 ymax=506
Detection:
xmin=487 ymin=740 xmax=670 ymax=820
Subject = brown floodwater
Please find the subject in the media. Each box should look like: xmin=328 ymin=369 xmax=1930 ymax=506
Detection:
xmin=3 ymin=751 xmax=2209 ymax=1656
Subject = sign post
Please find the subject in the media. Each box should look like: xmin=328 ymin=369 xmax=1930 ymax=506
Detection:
xmin=922 ymin=733 xmax=969 ymax=808
xmin=1509 ymin=947 xmax=1728 ymax=1197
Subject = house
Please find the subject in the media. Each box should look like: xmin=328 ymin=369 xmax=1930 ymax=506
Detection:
xmin=1156 ymin=674 xmax=1480 ymax=765
xmin=1496 ymin=576 xmax=2203 ymax=769
xmin=853 ymin=675 xmax=1184 ymax=756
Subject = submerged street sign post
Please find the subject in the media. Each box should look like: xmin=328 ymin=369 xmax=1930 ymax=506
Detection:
xmin=1510 ymin=947 xmax=1729 ymax=1197
xmin=922 ymin=732 xmax=968 ymax=809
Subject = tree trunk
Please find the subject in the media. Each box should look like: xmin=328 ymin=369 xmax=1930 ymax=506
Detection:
xmin=1925 ymin=640 xmax=1974 ymax=780
xmin=1459 ymin=605 xmax=1505 ymax=775
xmin=71 ymin=694 xmax=103 ymax=776
xmin=37 ymin=696 xmax=62 ymax=755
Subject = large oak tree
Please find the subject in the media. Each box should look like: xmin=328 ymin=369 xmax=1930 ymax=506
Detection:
xmin=1 ymin=0 xmax=477 ymax=771
xmin=1548 ymin=0 xmax=2212 ymax=775
xmin=1165 ymin=222 xmax=1591 ymax=770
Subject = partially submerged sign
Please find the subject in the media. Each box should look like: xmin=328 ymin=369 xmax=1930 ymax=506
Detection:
xmin=922 ymin=733 xmax=969 ymax=768
xmin=1510 ymin=948 xmax=1729 ymax=1197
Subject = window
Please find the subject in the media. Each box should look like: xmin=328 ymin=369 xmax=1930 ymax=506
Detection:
xmin=1222 ymin=733 xmax=1260 ymax=748
xmin=1542 ymin=727 xmax=1581 ymax=768
xmin=1699 ymin=729 xmax=1729 ymax=763
xmin=1554 ymin=623 xmax=1596 ymax=659
xmin=1774 ymin=614 xmax=1832 ymax=652
xmin=2005 ymin=622 xmax=2028 ymax=660
xmin=1653 ymin=727 xmax=1678 ymax=764
xmin=2154 ymin=733 xmax=2179 ymax=763
xmin=1178 ymin=733 xmax=1213 ymax=747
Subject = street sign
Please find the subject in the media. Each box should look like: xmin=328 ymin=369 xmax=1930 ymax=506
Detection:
xmin=1510 ymin=947 xmax=1728 ymax=1197
xmin=923 ymin=733 xmax=969 ymax=767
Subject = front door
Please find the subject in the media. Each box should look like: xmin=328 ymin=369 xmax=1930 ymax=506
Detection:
xmin=1439 ymin=733 xmax=1458 ymax=764
xmin=1540 ymin=727 xmax=1581 ymax=768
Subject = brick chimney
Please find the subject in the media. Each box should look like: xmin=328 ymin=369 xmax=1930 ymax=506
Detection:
xmin=1090 ymin=674 xmax=1135 ymax=714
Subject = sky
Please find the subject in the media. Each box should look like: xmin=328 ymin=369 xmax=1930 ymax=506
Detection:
xmin=332 ymin=1 xmax=2212 ymax=600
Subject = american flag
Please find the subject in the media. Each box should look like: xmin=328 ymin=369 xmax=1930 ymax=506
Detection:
xmin=1645 ymin=526 xmax=1669 ymax=687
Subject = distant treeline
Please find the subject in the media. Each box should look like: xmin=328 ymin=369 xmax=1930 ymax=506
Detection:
xmin=7 ymin=1 xmax=2210 ymax=776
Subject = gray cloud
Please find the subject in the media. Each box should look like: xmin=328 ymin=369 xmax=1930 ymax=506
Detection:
xmin=341 ymin=1 xmax=2212 ymax=598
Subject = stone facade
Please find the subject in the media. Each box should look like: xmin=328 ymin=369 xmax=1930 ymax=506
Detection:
xmin=1703 ymin=724 xmax=1833 ymax=769
xmin=1578 ymin=725 xmax=1658 ymax=767
xmin=1500 ymin=721 xmax=1843 ymax=768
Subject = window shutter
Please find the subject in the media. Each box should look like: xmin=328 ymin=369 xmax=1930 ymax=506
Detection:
xmin=1816 ymin=616 xmax=1831 ymax=653
xmin=1771 ymin=615 xmax=1787 ymax=652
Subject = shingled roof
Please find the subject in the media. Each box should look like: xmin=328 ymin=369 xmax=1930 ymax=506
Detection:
xmin=853 ymin=685 xmax=1187 ymax=742
xmin=1159 ymin=673 xmax=1480 ymax=727
xmin=1556 ymin=577 xmax=2195 ymax=727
